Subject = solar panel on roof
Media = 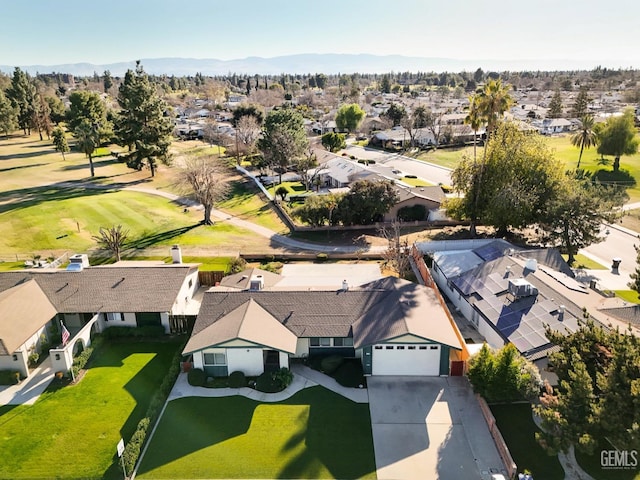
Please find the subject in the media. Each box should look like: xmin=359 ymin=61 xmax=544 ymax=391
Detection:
xmin=473 ymin=243 xmax=507 ymax=261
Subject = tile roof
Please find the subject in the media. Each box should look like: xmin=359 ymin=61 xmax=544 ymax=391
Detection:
xmin=0 ymin=265 xmax=196 ymax=313
xmin=188 ymin=277 xmax=462 ymax=354
xmin=0 ymin=280 xmax=58 ymax=355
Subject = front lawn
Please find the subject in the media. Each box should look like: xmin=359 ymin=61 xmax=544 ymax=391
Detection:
xmin=561 ymin=253 xmax=607 ymax=270
xmin=0 ymin=340 xmax=181 ymax=479
xmin=490 ymin=403 xmax=564 ymax=480
xmin=137 ymin=386 xmax=376 ymax=479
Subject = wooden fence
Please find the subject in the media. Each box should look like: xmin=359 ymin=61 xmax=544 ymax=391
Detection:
xmin=476 ymin=394 xmax=518 ymax=479
xmin=198 ymin=270 xmax=225 ymax=286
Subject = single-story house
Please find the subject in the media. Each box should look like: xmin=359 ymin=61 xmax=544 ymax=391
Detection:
xmin=536 ymin=118 xmax=572 ymax=135
xmin=384 ymin=185 xmax=445 ymax=222
xmin=0 ymin=262 xmax=199 ymax=377
xmin=420 ymin=240 xmax=600 ymax=378
xmin=183 ymin=275 xmax=466 ymax=377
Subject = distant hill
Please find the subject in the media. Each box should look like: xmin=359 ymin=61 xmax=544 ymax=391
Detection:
xmin=0 ymin=54 xmax=604 ymax=77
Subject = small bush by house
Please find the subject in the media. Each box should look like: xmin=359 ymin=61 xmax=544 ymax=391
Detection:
xmin=334 ymin=361 xmax=364 ymax=388
xmin=321 ymin=354 xmax=344 ymax=375
xmin=187 ymin=368 xmax=206 ymax=387
xmin=0 ymin=370 xmax=21 ymax=385
xmin=228 ymin=371 xmax=247 ymax=388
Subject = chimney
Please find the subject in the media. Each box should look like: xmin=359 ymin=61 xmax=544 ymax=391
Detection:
xmin=171 ymin=245 xmax=182 ymax=264
xmin=342 ymin=279 xmax=349 ymax=291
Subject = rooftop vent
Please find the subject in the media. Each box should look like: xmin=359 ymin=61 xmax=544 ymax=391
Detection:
xmin=66 ymin=262 xmax=83 ymax=272
xmin=171 ymin=245 xmax=182 ymax=264
xmin=508 ymin=278 xmax=538 ymax=299
xmin=524 ymin=258 xmax=538 ymax=271
xmin=69 ymin=254 xmax=89 ymax=268
xmin=249 ymin=275 xmax=264 ymax=291
xmin=342 ymin=279 xmax=349 ymax=291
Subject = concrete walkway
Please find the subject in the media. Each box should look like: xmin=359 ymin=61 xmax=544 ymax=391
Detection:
xmin=167 ymin=363 xmax=368 ymax=404
xmin=0 ymin=356 xmax=55 ymax=406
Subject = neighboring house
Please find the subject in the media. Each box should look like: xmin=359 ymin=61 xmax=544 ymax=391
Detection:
xmin=0 ymin=262 xmax=199 ymax=376
xmin=385 ymin=185 xmax=445 ymax=222
xmin=535 ymin=118 xmax=572 ymax=135
xmin=420 ymin=240 xmax=589 ymax=376
xmin=183 ymin=274 xmax=466 ymax=377
xmin=310 ymin=156 xmax=377 ymax=188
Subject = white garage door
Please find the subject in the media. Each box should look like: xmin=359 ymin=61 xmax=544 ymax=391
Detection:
xmin=372 ymin=344 xmax=440 ymax=376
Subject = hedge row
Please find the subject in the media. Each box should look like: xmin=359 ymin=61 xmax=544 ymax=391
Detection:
xmin=71 ymin=336 xmax=104 ymax=378
xmin=102 ymin=325 xmax=166 ymax=339
xmin=121 ymin=339 xmax=185 ymax=476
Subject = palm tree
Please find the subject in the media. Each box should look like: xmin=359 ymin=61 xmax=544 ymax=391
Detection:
xmin=571 ymin=115 xmax=597 ymax=169
xmin=476 ymin=79 xmax=513 ymax=139
xmin=74 ymin=120 xmax=100 ymax=177
xmin=464 ymin=96 xmax=483 ymax=162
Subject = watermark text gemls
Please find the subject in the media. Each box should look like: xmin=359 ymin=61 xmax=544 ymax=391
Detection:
xmin=601 ymin=450 xmax=638 ymax=470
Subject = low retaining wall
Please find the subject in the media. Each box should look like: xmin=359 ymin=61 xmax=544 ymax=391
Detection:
xmin=476 ymin=394 xmax=518 ymax=479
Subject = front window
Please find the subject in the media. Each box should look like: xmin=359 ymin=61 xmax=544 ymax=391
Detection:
xmin=310 ymin=337 xmax=331 ymax=347
xmin=203 ymin=352 xmax=226 ymax=365
xmin=333 ymin=337 xmax=354 ymax=347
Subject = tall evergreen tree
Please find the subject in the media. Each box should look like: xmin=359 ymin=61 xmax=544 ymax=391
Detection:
xmin=115 ymin=61 xmax=174 ymax=177
xmin=547 ymin=90 xmax=563 ymax=118
xmin=0 ymin=90 xmax=18 ymax=137
xmin=6 ymin=67 xmax=36 ymax=135
xmin=570 ymin=86 xmax=590 ymax=118
xmin=52 ymin=126 xmax=69 ymax=160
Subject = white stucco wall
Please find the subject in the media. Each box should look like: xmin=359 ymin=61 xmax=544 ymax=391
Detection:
xmin=227 ymin=348 xmax=264 ymax=376
xmin=122 ymin=313 xmax=138 ymax=328
xmin=477 ymin=318 xmax=506 ymax=349
xmin=219 ymin=339 xmax=258 ymax=347
xmin=193 ymin=351 xmax=204 ymax=369
xmin=279 ymin=352 xmax=289 ymax=369
xmin=50 ymin=347 xmax=74 ymax=374
xmin=172 ymin=269 xmax=200 ymax=315
xmin=160 ymin=312 xmax=170 ymax=333
xmin=295 ymin=338 xmax=309 ymax=357
xmin=0 ymin=352 xmax=28 ymax=378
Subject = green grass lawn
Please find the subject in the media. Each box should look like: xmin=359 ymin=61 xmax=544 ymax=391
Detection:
xmin=561 ymin=253 xmax=608 ymax=269
xmin=401 ymin=176 xmax=434 ymax=187
xmin=0 ymin=340 xmax=181 ymax=479
xmin=614 ymin=290 xmax=640 ymax=304
xmin=490 ymin=403 xmax=564 ymax=480
xmin=137 ymin=386 xmax=377 ymax=479
xmin=218 ymin=180 xmax=288 ymax=233
xmin=0 ymin=188 xmax=260 ymax=254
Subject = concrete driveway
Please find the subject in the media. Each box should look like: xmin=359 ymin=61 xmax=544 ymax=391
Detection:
xmin=368 ymin=376 xmax=506 ymax=480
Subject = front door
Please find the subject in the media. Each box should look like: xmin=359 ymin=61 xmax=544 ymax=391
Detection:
xmin=264 ymin=350 xmax=280 ymax=372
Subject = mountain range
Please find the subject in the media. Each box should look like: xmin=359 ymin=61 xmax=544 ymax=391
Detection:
xmin=0 ymin=54 xmax=612 ymax=77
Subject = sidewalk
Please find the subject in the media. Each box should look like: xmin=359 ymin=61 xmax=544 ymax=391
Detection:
xmin=0 ymin=356 xmax=54 ymax=406
xmin=167 ymin=363 xmax=369 ymax=404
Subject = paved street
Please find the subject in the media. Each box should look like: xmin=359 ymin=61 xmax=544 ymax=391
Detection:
xmin=343 ymin=144 xmax=453 ymax=186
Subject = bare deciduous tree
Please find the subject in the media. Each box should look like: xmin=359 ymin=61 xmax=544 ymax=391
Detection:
xmin=179 ymin=156 xmax=230 ymax=225
xmin=93 ymin=225 xmax=129 ymax=261
xmin=378 ymin=221 xmax=410 ymax=279
xmin=235 ymin=115 xmax=261 ymax=156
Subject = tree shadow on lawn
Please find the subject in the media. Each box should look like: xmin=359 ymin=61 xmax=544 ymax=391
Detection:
xmin=0 ymin=163 xmax=48 ymax=173
xmin=0 ymin=183 xmax=112 ymax=214
xmin=136 ymin=386 xmax=376 ymax=479
xmin=0 ymin=149 xmax=56 ymax=161
xmin=97 ymin=341 xmax=183 ymax=480
xmin=126 ymin=224 xmax=200 ymax=250
xmin=57 ymin=158 xmax=120 ymax=171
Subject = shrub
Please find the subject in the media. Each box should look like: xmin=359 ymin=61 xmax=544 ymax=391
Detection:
xmin=438 ymin=183 xmax=453 ymax=193
xmin=229 ymin=256 xmax=247 ymax=274
xmin=0 ymin=370 xmax=21 ymax=385
xmin=350 ymin=155 xmax=357 ymax=160
xmin=334 ymin=361 xmax=364 ymax=388
xmin=306 ymin=355 xmax=324 ymax=371
xmin=187 ymin=368 xmax=206 ymax=387
xmin=28 ymin=352 xmax=39 ymax=367
xmin=397 ymin=204 xmax=427 ymax=221
xmin=273 ymin=368 xmax=293 ymax=389
xmin=256 ymin=372 xmax=280 ymax=393
xmin=71 ymin=336 xmax=104 ymax=378
xmin=122 ymin=417 xmax=150 ymax=475
xmin=316 ymin=253 xmax=328 ymax=262
xmin=228 ymin=371 xmax=247 ymax=388
xmin=320 ymin=354 xmax=344 ymax=375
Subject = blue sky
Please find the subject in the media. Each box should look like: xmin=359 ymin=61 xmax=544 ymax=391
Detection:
xmin=2 ymin=0 xmax=638 ymax=68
